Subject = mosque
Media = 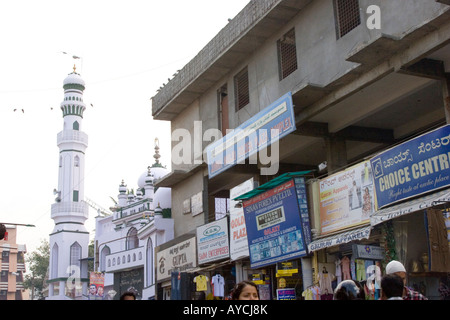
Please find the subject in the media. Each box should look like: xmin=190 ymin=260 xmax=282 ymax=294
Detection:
xmin=47 ymin=68 xmax=173 ymax=300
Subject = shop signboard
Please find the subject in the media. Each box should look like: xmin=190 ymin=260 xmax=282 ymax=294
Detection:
xmin=352 ymin=244 xmax=385 ymax=260
xmin=206 ymin=92 xmax=296 ymax=178
xmin=371 ymin=124 xmax=450 ymax=209
xmin=114 ymin=268 xmax=144 ymax=300
xmin=229 ymin=178 xmax=254 ymax=261
xmin=197 ymin=217 xmax=230 ymax=264
xmin=156 ymin=237 xmax=197 ymax=282
xmin=319 ymin=161 xmax=374 ymax=235
xmin=243 ymin=178 xmax=311 ymax=268
xmin=277 ymin=288 xmax=296 ymax=300
xmin=276 ymin=261 xmax=299 ymax=277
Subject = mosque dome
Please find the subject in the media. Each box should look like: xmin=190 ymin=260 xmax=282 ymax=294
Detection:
xmin=137 ymin=137 xmax=170 ymax=188
xmin=118 ymin=180 xmax=127 ymax=194
xmin=63 ymin=66 xmax=85 ymax=89
xmin=154 ymin=187 xmax=171 ymax=209
xmin=137 ymin=166 xmax=169 ymax=188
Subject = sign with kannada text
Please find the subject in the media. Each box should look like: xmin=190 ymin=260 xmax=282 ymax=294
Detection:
xmin=206 ymin=92 xmax=296 ymax=178
xmin=197 ymin=217 xmax=230 ymax=264
xmin=371 ymin=125 xmax=450 ymax=208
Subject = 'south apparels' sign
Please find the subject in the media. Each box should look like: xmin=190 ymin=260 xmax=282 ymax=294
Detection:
xmin=371 ymin=125 xmax=450 ymax=208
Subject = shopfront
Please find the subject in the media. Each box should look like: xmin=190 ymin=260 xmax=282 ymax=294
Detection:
xmin=307 ymin=125 xmax=450 ymax=300
xmin=155 ymin=234 xmax=197 ymax=300
xmin=368 ymin=125 xmax=450 ymax=299
xmin=234 ymin=172 xmax=314 ymax=300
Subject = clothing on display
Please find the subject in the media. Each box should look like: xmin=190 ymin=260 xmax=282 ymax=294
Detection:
xmin=335 ymin=258 xmax=342 ymax=283
xmin=350 ymin=255 xmax=356 ymax=280
xmin=302 ymin=285 xmax=321 ymax=300
xmin=211 ymin=274 xmax=225 ymax=297
xmin=341 ymin=256 xmax=351 ymax=280
xmin=193 ymin=275 xmax=209 ymax=292
xmin=356 ymin=259 xmax=366 ymax=281
xmin=317 ymin=268 xmax=334 ymax=296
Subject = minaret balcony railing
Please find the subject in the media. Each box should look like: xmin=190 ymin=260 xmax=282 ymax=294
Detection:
xmin=51 ymin=201 xmax=89 ymax=218
xmin=57 ymin=130 xmax=88 ymax=146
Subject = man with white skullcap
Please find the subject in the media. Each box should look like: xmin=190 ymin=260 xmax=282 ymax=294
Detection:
xmin=385 ymin=260 xmax=427 ymax=300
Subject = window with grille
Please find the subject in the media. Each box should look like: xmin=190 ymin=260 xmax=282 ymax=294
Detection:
xmin=234 ymin=67 xmax=250 ymax=111
xmin=334 ymin=0 xmax=361 ymax=38
xmin=278 ymin=29 xmax=298 ymax=80
xmin=70 ymin=242 xmax=81 ymax=270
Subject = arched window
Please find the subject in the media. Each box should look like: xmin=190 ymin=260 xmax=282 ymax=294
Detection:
xmin=100 ymin=246 xmax=110 ymax=272
xmin=126 ymin=228 xmax=139 ymax=250
xmin=51 ymin=243 xmax=59 ymax=279
xmin=74 ymin=156 xmax=80 ymax=167
xmin=70 ymin=242 xmax=82 ymax=271
xmin=73 ymin=121 xmax=79 ymax=131
xmin=146 ymin=238 xmax=153 ymax=286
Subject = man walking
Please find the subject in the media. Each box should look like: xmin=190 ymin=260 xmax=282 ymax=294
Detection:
xmin=385 ymin=260 xmax=427 ymax=300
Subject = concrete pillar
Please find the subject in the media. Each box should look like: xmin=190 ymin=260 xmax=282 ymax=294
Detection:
xmin=235 ymin=261 xmax=244 ymax=283
xmin=443 ymin=73 xmax=450 ymax=124
xmin=59 ymin=280 xmax=65 ymax=297
xmin=325 ymin=136 xmax=347 ymax=174
xmin=48 ymin=283 xmax=54 ymax=297
xmin=301 ymin=257 xmax=313 ymax=290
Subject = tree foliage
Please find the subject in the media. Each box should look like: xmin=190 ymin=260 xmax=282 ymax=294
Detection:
xmin=23 ymin=239 xmax=50 ymax=300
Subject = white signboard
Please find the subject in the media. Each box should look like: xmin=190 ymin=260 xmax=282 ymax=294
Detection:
xmin=319 ymin=161 xmax=374 ymax=235
xmin=197 ymin=218 xmax=229 ymax=264
xmin=229 ymin=179 xmax=254 ymax=260
xmin=191 ymin=191 xmax=203 ymax=216
xmin=156 ymin=237 xmax=197 ymax=282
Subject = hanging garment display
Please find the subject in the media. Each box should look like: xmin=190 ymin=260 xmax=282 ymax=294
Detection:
xmin=317 ymin=267 xmax=334 ymax=296
xmin=335 ymin=258 xmax=342 ymax=283
xmin=211 ymin=273 xmax=225 ymax=297
xmin=341 ymin=256 xmax=351 ymax=280
xmin=193 ymin=274 xmax=209 ymax=292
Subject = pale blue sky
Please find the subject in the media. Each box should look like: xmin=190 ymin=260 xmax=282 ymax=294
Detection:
xmin=0 ymin=0 xmax=250 ymax=254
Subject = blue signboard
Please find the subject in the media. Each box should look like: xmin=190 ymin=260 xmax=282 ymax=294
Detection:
xmin=206 ymin=92 xmax=296 ymax=178
xmin=276 ymin=288 xmax=296 ymax=300
xmin=243 ymin=178 xmax=311 ymax=269
xmin=370 ymin=125 xmax=450 ymax=208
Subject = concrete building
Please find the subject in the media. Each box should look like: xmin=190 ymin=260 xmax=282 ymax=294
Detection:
xmin=152 ymin=0 xmax=450 ymax=300
xmin=47 ymin=67 xmax=90 ymax=299
xmin=0 ymin=225 xmax=27 ymax=300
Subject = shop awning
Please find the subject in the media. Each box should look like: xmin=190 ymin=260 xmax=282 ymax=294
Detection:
xmin=233 ymin=171 xmax=314 ymax=201
xmin=307 ymin=225 xmax=372 ymax=252
xmin=184 ymin=259 xmax=233 ymax=274
xmin=370 ymin=188 xmax=450 ymax=227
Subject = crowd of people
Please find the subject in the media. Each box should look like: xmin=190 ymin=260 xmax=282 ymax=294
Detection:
xmin=228 ymin=260 xmax=428 ymax=301
xmin=333 ymin=260 xmax=427 ymax=300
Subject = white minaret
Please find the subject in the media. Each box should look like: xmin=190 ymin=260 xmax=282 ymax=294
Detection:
xmin=48 ymin=66 xmax=90 ymax=300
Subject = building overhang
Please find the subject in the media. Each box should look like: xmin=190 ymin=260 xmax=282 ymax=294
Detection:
xmin=151 ymin=0 xmax=312 ymax=121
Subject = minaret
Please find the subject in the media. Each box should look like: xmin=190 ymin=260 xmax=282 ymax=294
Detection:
xmin=48 ymin=66 xmax=90 ymax=300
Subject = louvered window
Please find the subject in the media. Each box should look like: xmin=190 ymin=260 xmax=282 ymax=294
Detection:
xmin=335 ymin=0 xmax=361 ymax=38
xmin=234 ymin=67 xmax=250 ymax=111
xmin=278 ymin=29 xmax=298 ymax=80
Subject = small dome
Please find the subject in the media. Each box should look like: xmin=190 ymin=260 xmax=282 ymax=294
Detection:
xmin=154 ymin=187 xmax=171 ymax=209
xmin=138 ymin=166 xmax=169 ymax=188
xmin=63 ymin=67 xmax=85 ymax=89
xmin=154 ymin=204 xmax=163 ymax=216
xmin=119 ymin=180 xmax=127 ymax=194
